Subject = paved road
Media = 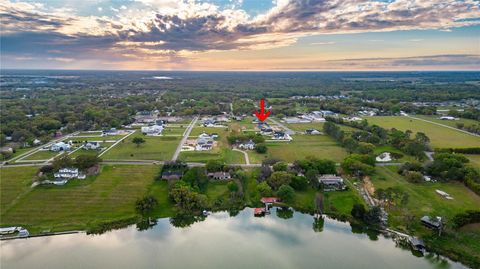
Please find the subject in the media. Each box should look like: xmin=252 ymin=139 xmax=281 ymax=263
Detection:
xmin=172 ymin=116 xmax=198 ymax=161
xmin=406 ymin=115 xmax=480 ymax=137
xmin=267 ymin=118 xmax=295 ymax=135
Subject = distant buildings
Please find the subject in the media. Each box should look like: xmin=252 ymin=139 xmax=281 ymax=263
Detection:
xmin=141 ymin=124 xmax=164 ymax=136
xmin=440 ymin=116 xmax=457 ymax=121
xmin=103 ymin=128 xmax=119 ymax=136
xmin=317 ymin=175 xmax=345 ymax=191
xmin=272 ymin=131 xmax=292 ymax=141
xmin=84 ymin=141 xmax=101 ymax=150
xmin=51 ymin=141 xmax=71 ymax=152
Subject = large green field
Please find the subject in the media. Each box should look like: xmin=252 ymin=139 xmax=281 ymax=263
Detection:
xmin=249 ymin=134 xmax=347 ymax=164
xmin=365 ymin=116 xmax=480 ymax=148
xmin=414 ymin=115 xmax=479 ymax=128
xmin=102 ymin=134 xmax=180 ymax=160
xmin=0 ymin=165 xmax=164 ymax=233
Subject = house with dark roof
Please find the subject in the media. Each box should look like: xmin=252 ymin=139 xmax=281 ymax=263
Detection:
xmin=207 ymin=172 xmax=231 ymax=180
xmin=318 ymin=175 xmax=345 ymax=191
xmin=420 ymin=216 xmax=443 ymax=230
xmin=161 ymin=171 xmax=183 ymax=180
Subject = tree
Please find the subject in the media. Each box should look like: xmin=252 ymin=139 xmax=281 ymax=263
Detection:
xmin=351 ymin=203 xmax=366 ymax=220
xmin=135 ymin=195 xmax=158 ymax=215
xmin=52 ymin=155 xmax=74 ymax=170
xmin=290 ymin=176 xmax=308 ymax=191
xmin=182 ymin=167 xmax=209 ymax=192
xmin=255 ymin=143 xmax=267 ymax=153
xmin=206 ymin=160 xmax=224 ymax=172
xmin=273 ymin=161 xmax=288 ymax=172
xmin=404 ymin=171 xmax=423 ymax=183
xmin=75 ymin=155 xmax=101 ymax=170
xmin=267 ymin=171 xmax=293 ymax=190
xmin=132 ymin=137 xmax=146 ymax=147
xmin=256 ymin=181 xmax=272 ymax=196
xmin=169 ymin=183 xmax=207 ymax=213
xmin=277 ymin=185 xmax=295 ymax=202
xmin=228 ymin=181 xmax=239 ymax=193
xmin=363 ymin=206 xmax=382 ymax=226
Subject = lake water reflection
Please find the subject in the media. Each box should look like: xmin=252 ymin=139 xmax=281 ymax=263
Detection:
xmin=0 ymin=208 xmax=467 ymax=269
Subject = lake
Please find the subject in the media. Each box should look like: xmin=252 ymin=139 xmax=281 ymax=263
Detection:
xmin=0 ymin=208 xmax=466 ymax=269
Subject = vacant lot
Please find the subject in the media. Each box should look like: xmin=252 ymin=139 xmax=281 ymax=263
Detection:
xmin=249 ymin=134 xmax=347 ymax=164
xmin=0 ymin=167 xmax=38 ymax=214
xmin=0 ymin=165 xmax=159 ymax=233
xmin=365 ymin=116 xmax=480 ymax=148
xmin=102 ymin=135 xmax=180 ymax=160
xmin=22 ymin=150 xmax=60 ymax=160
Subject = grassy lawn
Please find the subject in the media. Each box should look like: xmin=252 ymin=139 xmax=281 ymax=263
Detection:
xmin=22 ymin=150 xmax=61 ymax=160
xmin=285 ymin=122 xmax=358 ymax=133
xmin=146 ymin=180 xmax=174 ymax=218
xmin=179 ymin=149 xmax=245 ymax=164
xmin=465 ymin=154 xmax=480 ymax=170
xmin=365 ymin=116 xmax=480 ymax=148
xmin=71 ymin=135 xmax=126 ymax=142
xmin=249 ymin=134 xmax=347 ymax=164
xmin=102 ymin=134 xmax=180 ymax=160
xmin=0 ymin=165 xmax=160 ymax=233
xmin=0 ymin=167 xmax=38 ymax=214
xmin=73 ymin=131 xmax=103 ymax=136
xmin=372 ymin=166 xmax=480 ymax=230
xmin=162 ymin=127 xmax=186 ymax=136
xmin=205 ymin=181 xmax=230 ymax=204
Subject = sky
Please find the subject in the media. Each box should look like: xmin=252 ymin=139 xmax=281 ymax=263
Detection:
xmin=1 ymin=0 xmax=479 ymax=71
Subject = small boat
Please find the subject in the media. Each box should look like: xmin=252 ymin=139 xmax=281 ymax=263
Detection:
xmin=253 ymin=208 xmax=265 ymax=216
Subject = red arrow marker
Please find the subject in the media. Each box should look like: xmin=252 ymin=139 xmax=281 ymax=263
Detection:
xmin=255 ymin=98 xmax=270 ymax=122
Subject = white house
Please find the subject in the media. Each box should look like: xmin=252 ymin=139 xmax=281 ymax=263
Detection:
xmin=272 ymin=132 xmax=292 ymax=141
xmin=196 ymin=133 xmax=214 ymax=151
xmin=84 ymin=141 xmax=101 ymax=150
xmin=51 ymin=141 xmax=71 ymax=152
xmin=141 ymin=124 xmax=164 ymax=136
xmin=54 ymin=168 xmax=79 ymax=179
xmin=305 ymin=129 xmax=321 ymax=135
xmin=376 ymin=152 xmax=392 ymax=162
xmin=440 ymin=116 xmax=457 ymax=120
xmin=238 ymin=140 xmax=255 ymax=150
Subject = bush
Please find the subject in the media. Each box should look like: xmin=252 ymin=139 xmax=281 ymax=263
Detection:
xmin=135 ymin=196 xmax=158 ymax=215
xmin=256 ymin=181 xmax=272 ymax=197
xmin=255 ymin=143 xmax=267 ymax=153
xmin=273 ymin=161 xmax=288 ymax=172
xmin=404 ymin=171 xmax=424 ymax=183
xmin=452 ymin=210 xmax=480 ymax=229
xmin=277 ymin=185 xmax=295 ymax=202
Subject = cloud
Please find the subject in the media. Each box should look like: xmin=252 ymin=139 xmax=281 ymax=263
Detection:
xmin=311 ymin=41 xmax=335 ymax=45
xmin=1 ymin=0 xmax=480 ymax=68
